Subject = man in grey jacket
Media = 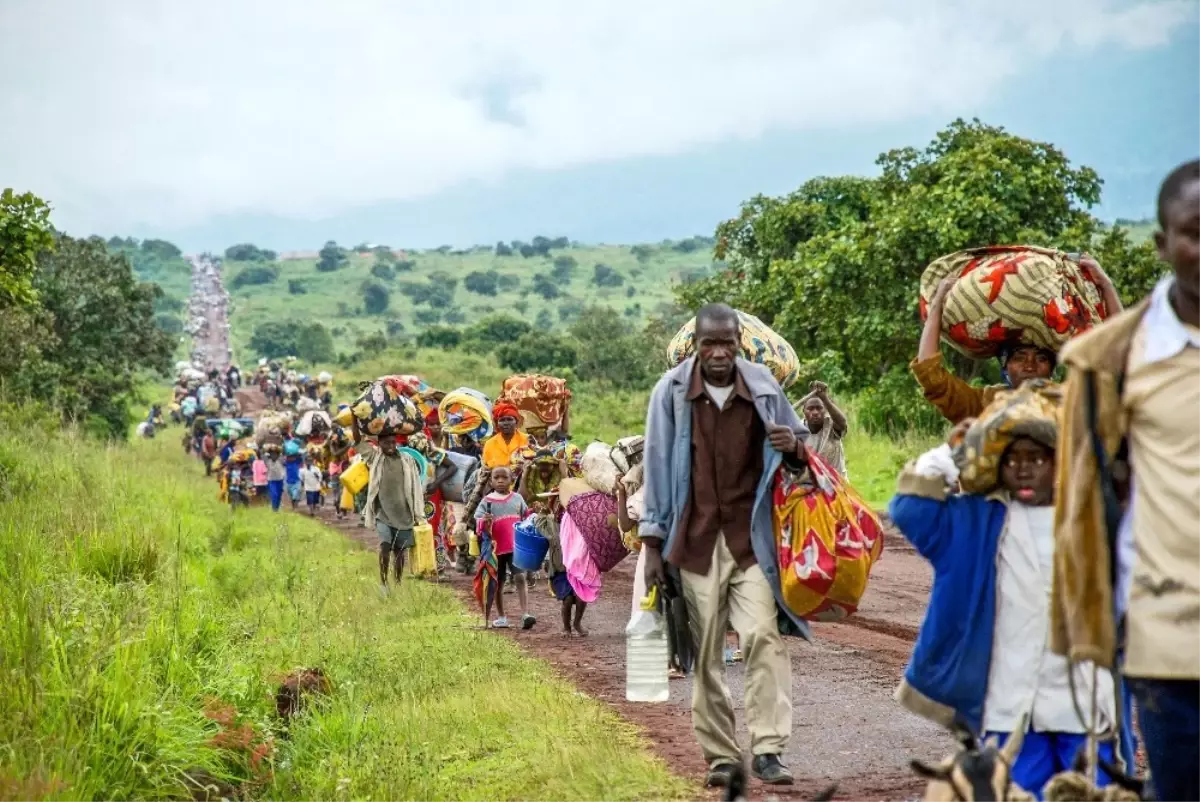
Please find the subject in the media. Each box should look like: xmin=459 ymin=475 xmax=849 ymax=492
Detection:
xmin=641 ymin=303 xmax=810 ymax=788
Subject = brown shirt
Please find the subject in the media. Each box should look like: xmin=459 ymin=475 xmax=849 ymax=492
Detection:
xmin=668 ymin=363 xmax=765 ymax=575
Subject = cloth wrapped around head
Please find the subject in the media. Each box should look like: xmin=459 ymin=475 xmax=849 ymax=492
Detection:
xmin=424 ymin=407 xmax=441 ymax=426
xmin=953 ymin=379 xmax=1061 ymax=495
xmin=492 ymin=401 xmax=520 ymax=423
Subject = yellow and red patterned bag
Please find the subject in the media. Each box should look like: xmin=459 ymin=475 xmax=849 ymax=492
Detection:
xmin=773 ymin=451 xmax=884 ymax=622
xmin=919 ymin=245 xmax=1109 ymax=360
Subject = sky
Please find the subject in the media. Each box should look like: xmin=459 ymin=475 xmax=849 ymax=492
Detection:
xmin=1 ymin=1 xmax=1196 ymax=252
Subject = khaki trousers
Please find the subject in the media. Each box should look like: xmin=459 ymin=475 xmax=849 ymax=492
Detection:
xmin=680 ymin=535 xmax=792 ymax=767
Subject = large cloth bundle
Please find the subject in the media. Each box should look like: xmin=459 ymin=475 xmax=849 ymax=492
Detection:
xmin=441 ymin=450 xmax=480 ymax=503
xmin=439 ymin=388 xmax=493 ymax=438
xmin=497 ymin=374 xmax=571 ymax=430
xmin=954 ymin=380 xmax=1061 ymax=495
xmin=296 ymin=397 xmax=320 ymax=413
xmin=349 ymin=376 xmax=423 ymax=437
xmin=773 ymin=452 xmax=884 ymax=622
xmin=294 ymin=410 xmax=332 ymax=437
xmin=254 ymin=411 xmax=292 ymax=445
xmin=667 ymin=310 xmax=800 ymax=389
xmin=919 ymin=245 xmax=1109 ymax=359
xmin=579 ymin=437 xmax=644 ymax=494
xmin=564 ymin=489 xmax=627 ymax=573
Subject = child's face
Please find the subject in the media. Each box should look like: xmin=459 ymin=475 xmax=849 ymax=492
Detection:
xmin=1000 ymin=438 xmax=1055 ymax=506
xmin=1156 ymin=176 xmax=1200 ymax=302
xmin=491 ymin=469 xmax=512 ymax=493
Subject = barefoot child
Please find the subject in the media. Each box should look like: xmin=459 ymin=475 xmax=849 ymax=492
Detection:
xmin=474 ymin=467 xmax=535 ymax=629
xmin=537 ymin=490 xmax=588 ymax=636
xmin=890 ymin=384 xmax=1121 ymax=799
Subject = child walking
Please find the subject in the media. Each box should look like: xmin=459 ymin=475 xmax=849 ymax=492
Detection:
xmin=300 ymin=458 xmax=323 ymax=516
xmin=474 ymin=467 xmax=536 ymax=630
xmin=890 ymin=385 xmax=1122 ymax=799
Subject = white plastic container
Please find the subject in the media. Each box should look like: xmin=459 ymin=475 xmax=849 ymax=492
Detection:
xmin=625 ymin=608 xmax=669 ymax=703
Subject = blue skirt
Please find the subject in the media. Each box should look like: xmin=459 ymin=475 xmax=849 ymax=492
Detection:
xmin=550 ymin=572 xmax=574 ymax=601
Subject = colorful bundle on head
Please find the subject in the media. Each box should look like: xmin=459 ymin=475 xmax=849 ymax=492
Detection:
xmin=350 ymin=376 xmax=423 ymax=437
xmin=919 ymin=246 xmax=1109 ymax=360
xmin=954 ymin=380 xmax=1061 ymax=495
xmin=438 ymin=387 xmax=493 ymax=438
xmin=666 ymin=310 xmax=799 ymax=389
xmin=496 ymin=374 xmax=571 ymax=429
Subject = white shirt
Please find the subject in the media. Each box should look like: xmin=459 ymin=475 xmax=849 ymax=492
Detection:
xmin=300 ymin=466 xmax=323 ymax=492
xmin=1115 ymin=276 xmax=1200 ymax=619
xmin=983 ymin=503 xmax=1116 ymax=734
xmin=704 ymin=381 xmax=734 ymax=409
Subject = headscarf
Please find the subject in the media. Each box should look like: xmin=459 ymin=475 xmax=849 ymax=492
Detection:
xmin=424 ymin=407 xmax=441 ymax=426
xmin=492 ymin=401 xmax=520 ymax=423
xmin=953 ymin=379 xmax=1060 ymax=495
xmin=997 ymin=343 xmax=1058 ymax=388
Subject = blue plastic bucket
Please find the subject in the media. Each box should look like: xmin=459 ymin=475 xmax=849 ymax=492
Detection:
xmin=513 ymin=523 xmax=549 ymax=572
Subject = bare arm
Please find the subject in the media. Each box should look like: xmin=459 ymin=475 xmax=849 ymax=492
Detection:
xmin=817 ymin=386 xmax=848 ymax=436
xmin=918 ymin=275 xmax=957 ymax=361
xmin=1080 ymin=254 xmax=1124 ymax=316
xmin=613 ymin=478 xmax=636 ymax=534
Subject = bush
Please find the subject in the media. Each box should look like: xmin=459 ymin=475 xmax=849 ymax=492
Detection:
xmin=395 ymin=259 xmax=416 ymax=272
xmin=495 ymin=241 xmax=513 ymax=256
xmin=464 ymin=270 xmax=499 ymax=296
xmin=316 ymin=240 xmax=348 ymax=272
xmin=551 ymin=255 xmax=577 ymax=282
xmin=592 ymin=264 xmax=625 ymax=287
xmin=568 ymin=306 xmax=652 ymax=388
xmin=416 ymin=325 xmax=463 ymax=349
xmin=223 ymin=243 xmax=277 ymax=262
xmin=414 ymin=309 xmax=443 ymax=325
xmin=228 ymin=264 xmax=280 ymax=290
xmin=287 ymin=279 xmax=307 ymax=295
xmin=361 ymin=279 xmax=391 ymax=314
xmin=444 ymin=308 xmax=466 ymax=325
xmin=249 ymin=321 xmax=334 ymax=362
xmin=371 ymin=262 xmax=395 ymax=281
xmin=535 ymin=310 xmax=554 ymax=330
xmin=531 ymin=273 xmax=561 ymax=299
xmin=631 ymin=244 xmax=654 ymax=263
xmin=497 ymin=332 xmax=578 ymax=373
xmin=155 ymin=313 xmax=183 ymax=334
xmin=386 ymin=319 xmax=406 ymax=337
xmin=356 ymin=331 xmax=389 ymax=352
xmin=497 ymin=273 xmax=520 ymax=292
xmin=464 ymin=315 xmax=532 ymax=351
xmin=854 ymin=365 xmax=947 ymax=438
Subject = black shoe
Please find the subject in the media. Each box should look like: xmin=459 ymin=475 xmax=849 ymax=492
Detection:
xmin=705 ymin=763 xmax=740 ymax=788
xmin=751 ymin=754 xmax=794 ymax=786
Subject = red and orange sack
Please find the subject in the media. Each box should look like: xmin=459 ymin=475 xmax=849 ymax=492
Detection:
xmin=919 ymin=245 xmax=1110 ymax=359
xmin=497 ymin=374 xmax=571 ymax=430
xmin=773 ymin=451 xmax=884 ymax=622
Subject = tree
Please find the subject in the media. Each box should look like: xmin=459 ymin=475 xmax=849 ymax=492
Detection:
xmin=568 ymin=306 xmax=652 ymax=388
xmin=495 ymin=241 xmax=513 ymax=256
xmin=1092 ymin=225 xmax=1165 ymax=306
xmin=229 ymin=264 xmax=280 ymax=289
xmin=250 ymin=321 xmax=300 ymax=358
xmin=444 ymin=308 xmax=467 ymax=325
xmin=592 ymin=263 xmax=625 ymax=287
xmin=630 ymin=244 xmax=654 ymax=263
xmin=224 ymin=243 xmax=277 ymax=262
xmin=417 ymin=325 xmax=463 ymax=349
xmin=414 ymin=308 xmax=443 ymax=325
xmin=531 ymin=273 xmax=561 ymax=299
xmin=0 ymin=188 xmax=54 ymax=307
xmin=497 ymin=332 xmax=578 ymax=373
xmin=535 ymin=309 xmax=554 ymax=330
xmin=288 ymin=279 xmax=307 ymax=295
xmin=519 ymin=244 xmax=537 ymax=258
xmin=385 ymin=319 xmax=406 ymax=337
xmin=370 ymin=262 xmax=395 ymax=281
xmin=361 ymin=279 xmax=391 ymax=314
xmin=497 ymin=273 xmax=520 ymax=292
xmin=356 ymin=331 xmax=388 ymax=352
xmin=7 ymin=235 xmax=174 ymax=437
xmin=395 ymin=259 xmax=416 ymax=272
xmin=316 ymin=240 xmax=348 ymax=272
xmin=550 ymin=236 xmax=570 ymax=249
xmin=463 ymin=314 xmax=532 ymax=352
xmin=464 ymin=270 xmax=499 ymax=296
xmin=295 ymin=322 xmax=335 ymax=362
xmin=682 ymin=118 xmax=1112 ymax=432
xmin=552 ymin=254 xmax=578 ymax=282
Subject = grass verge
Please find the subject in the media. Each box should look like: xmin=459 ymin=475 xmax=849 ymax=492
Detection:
xmin=0 ymin=404 xmax=692 ymax=801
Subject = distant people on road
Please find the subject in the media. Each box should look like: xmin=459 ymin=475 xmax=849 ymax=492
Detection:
xmin=794 ymin=381 xmax=848 ymax=478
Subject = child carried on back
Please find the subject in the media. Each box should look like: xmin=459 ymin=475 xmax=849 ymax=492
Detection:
xmin=890 ymin=381 xmax=1125 ymax=800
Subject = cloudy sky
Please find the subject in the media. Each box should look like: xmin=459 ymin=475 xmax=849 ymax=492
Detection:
xmin=1 ymin=1 xmax=1196 ymax=251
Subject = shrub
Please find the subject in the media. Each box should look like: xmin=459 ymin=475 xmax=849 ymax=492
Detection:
xmin=497 ymin=332 xmax=578 ymax=373
xmin=592 ymin=264 xmax=624 ymax=287
xmin=316 ymin=240 xmax=348 ymax=272
xmin=414 ymin=309 xmax=443 ymax=325
xmin=416 ymin=326 xmax=463 ymax=349
xmin=287 ymin=279 xmax=307 ymax=295
xmin=495 ymin=241 xmax=513 ymax=256
xmin=395 ymin=259 xmax=416 ymax=272
xmin=360 ymin=279 xmax=391 ymax=314
xmin=854 ymin=365 xmax=947 ymax=438
xmin=371 ymin=262 xmax=395 ymax=281
xmin=464 ymin=270 xmax=499 ymax=296
xmin=464 ymin=315 xmax=532 ymax=350
xmin=531 ymin=273 xmax=561 ymax=299
xmin=224 ymin=243 xmax=277 ymax=262
xmin=551 ymin=255 xmax=577 ymax=282
xmin=229 ymin=264 xmax=279 ymax=290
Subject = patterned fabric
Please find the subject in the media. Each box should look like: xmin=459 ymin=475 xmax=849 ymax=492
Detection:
xmin=439 ymin=387 xmax=493 ymax=438
xmin=808 ymin=417 xmax=847 ymax=479
xmin=667 ymin=309 xmax=800 ymax=388
xmin=497 ymin=374 xmax=572 ymax=428
xmin=350 ymin=376 xmax=423 ymax=437
xmin=919 ymin=246 xmax=1109 ymax=359
xmin=564 ymin=491 xmax=627 ymax=573
xmin=954 ymin=380 xmax=1061 ymax=495
xmin=559 ymin=512 xmax=602 ymax=602
xmin=774 ymin=450 xmax=884 ymax=621
xmin=472 ymin=533 xmax=499 ymax=612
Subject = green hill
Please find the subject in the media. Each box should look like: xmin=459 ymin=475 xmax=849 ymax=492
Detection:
xmin=223 ymin=239 xmax=720 ymax=357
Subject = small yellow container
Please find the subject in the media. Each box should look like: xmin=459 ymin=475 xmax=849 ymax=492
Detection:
xmin=340 ymin=460 xmax=369 ymax=494
xmin=468 ymin=531 xmax=480 ymax=557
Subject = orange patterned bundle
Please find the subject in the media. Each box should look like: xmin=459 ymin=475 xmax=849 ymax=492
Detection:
xmin=919 ymin=245 xmax=1109 ymax=359
xmin=497 ymin=374 xmax=572 ymax=429
xmin=773 ymin=451 xmax=884 ymax=622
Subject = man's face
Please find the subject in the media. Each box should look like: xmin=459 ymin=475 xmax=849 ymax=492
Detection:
xmin=696 ymin=317 xmax=739 ymax=385
xmin=1156 ymin=177 xmax=1200 ymax=303
xmin=1005 ymin=347 xmax=1055 ymax=387
xmin=379 ymin=436 xmax=399 ymax=456
xmin=497 ymin=415 xmax=517 ymax=436
xmin=803 ymin=399 xmax=825 ymax=430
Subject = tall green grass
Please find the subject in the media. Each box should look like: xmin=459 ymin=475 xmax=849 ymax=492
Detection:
xmin=0 ymin=404 xmax=691 ymax=801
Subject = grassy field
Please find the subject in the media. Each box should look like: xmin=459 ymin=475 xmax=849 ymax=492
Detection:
xmin=224 ymin=242 xmax=717 ymax=356
xmin=0 ymin=403 xmax=692 ymax=801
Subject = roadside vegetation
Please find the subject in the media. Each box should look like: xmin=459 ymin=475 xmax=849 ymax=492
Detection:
xmin=0 ymin=403 xmax=691 ymax=801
